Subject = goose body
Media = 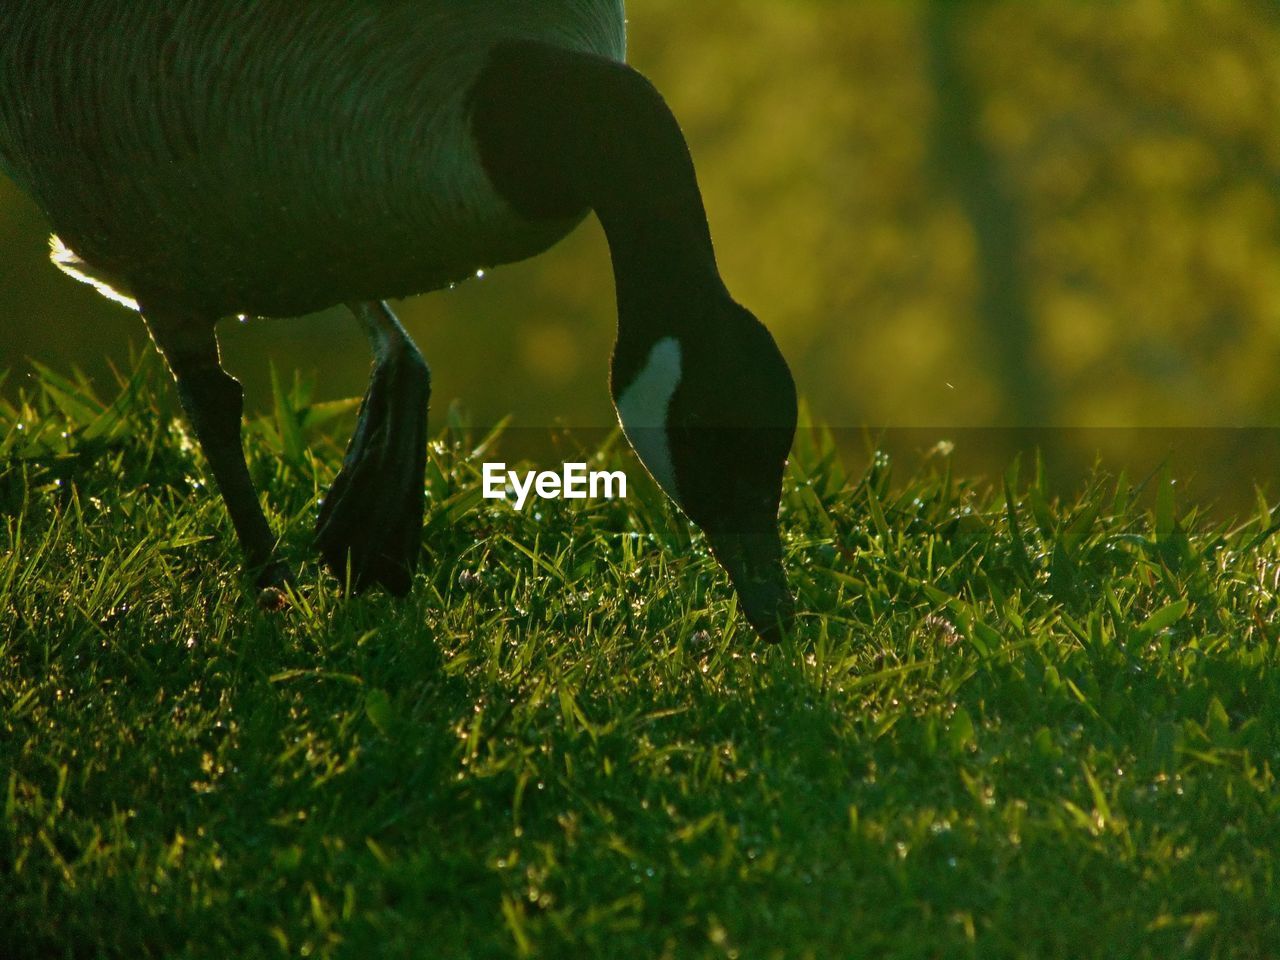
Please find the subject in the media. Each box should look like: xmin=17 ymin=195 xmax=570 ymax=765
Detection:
xmin=0 ymin=1 xmax=798 ymax=639
xmin=0 ymin=1 xmax=623 ymax=315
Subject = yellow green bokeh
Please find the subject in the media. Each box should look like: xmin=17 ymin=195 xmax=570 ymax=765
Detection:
xmin=2 ymin=0 xmax=1278 ymax=433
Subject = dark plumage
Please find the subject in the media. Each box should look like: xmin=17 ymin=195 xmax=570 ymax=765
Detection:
xmin=0 ymin=1 xmax=798 ymax=639
xmin=1 ymin=1 xmax=622 ymax=313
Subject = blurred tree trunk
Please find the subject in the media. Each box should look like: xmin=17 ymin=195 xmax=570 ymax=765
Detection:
xmin=923 ymin=1 xmax=1048 ymax=426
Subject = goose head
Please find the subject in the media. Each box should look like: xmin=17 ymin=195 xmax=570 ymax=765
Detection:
xmin=471 ymin=39 xmax=798 ymax=639
xmin=612 ymin=293 xmax=797 ymax=641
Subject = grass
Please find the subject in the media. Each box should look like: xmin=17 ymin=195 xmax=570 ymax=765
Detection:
xmin=2 ymin=357 xmax=1280 ymax=960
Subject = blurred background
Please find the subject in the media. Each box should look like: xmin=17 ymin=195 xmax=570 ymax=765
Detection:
xmin=3 ymin=0 xmax=1280 ymax=506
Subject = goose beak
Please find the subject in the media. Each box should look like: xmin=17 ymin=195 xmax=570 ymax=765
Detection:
xmin=711 ymin=529 xmax=794 ymax=642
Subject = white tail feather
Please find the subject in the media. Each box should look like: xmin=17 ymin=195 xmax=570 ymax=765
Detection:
xmin=49 ymin=235 xmax=139 ymax=311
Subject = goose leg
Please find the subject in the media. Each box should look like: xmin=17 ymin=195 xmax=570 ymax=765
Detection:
xmin=314 ymin=300 xmax=429 ymax=595
xmin=142 ymin=308 xmax=290 ymax=589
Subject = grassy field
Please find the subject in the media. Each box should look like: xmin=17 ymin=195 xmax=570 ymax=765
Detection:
xmin=3 ymin=359 xmax=1279 ymax=959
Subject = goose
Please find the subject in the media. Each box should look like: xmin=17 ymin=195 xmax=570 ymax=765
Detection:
xmin=0 ymin=1 xmax=798 ymax=640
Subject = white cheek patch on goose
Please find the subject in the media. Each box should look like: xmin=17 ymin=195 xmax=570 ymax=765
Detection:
xmin=616 ymin=336 xmax=683 ymax=505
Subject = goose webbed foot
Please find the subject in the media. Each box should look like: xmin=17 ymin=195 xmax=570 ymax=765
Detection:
xmin=315 ymin=301 xmax=430 ymax=596
xmin=255 ymin=560 xmax=296 ymax=611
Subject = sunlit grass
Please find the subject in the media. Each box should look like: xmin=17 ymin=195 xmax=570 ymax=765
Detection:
xmin=3 ymin=360 xmax=1279 ymax=959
